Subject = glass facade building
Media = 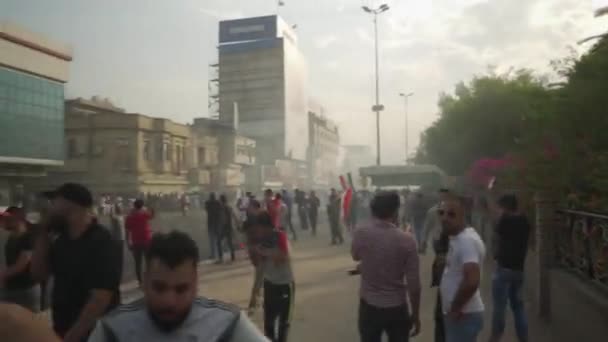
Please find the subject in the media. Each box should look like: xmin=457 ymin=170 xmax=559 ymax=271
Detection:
xmin=0 ymin=67 xmax=64 ymax=163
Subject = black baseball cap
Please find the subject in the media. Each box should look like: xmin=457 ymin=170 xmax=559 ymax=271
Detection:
xmin=43 ymin=183 xmax=94 ymax=208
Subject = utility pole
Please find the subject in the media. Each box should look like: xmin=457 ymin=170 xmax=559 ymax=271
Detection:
xmin=362 ymin=4 xmax=390 ymax=165
xmin=400 ymin=92 xmax=414 ymax=164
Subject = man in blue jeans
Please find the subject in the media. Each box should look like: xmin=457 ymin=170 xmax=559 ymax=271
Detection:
xmin=439 ymin=196 xmax=486 ymax=342
xmin=489 ymin=194 xmax=530 ymax=342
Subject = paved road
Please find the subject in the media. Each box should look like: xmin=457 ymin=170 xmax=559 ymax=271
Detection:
xmin=28 ymin=212 xmax=561 ymax=342
xmin=186 ymin=223 xmax=563 ymax=342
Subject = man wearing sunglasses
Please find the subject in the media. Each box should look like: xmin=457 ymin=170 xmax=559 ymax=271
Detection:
xmin=439 ymin=196 xmax=486 ymax=342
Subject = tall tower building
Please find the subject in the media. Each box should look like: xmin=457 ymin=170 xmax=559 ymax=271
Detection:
xmin=217 ymin=15 xmax=308 ymax=164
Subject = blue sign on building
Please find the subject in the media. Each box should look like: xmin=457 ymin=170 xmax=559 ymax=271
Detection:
xmin=219 ymin=15 xmax=278 ymax=44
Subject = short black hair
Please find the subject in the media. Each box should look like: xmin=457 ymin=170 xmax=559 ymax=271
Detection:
xmin=44 ymin=183 xmax=94 ymax=208
xmin=275 ymin=193 xmax=282 ymax=200
xmin=498 ymin=194 xmax=518 ymax=212
xmin=370 ymin=191 xmax=401 ymax=220
xmin=219 ymin=194 xmax=227 ymax=204
xmin=146 ymin=231 xmax=199 ymax=269
xmin=134 ymin=199 xmax=144 ymax=209
xmin=445 ymin=194 xmax=468 ymax=210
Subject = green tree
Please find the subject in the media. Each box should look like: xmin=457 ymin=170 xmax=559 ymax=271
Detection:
xmin=415 ymin=70 xmax=550 ymax=175
xmin=417 ymin=35 xmax=608 ymax=210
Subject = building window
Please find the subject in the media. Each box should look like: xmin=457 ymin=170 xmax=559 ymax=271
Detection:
xmin=67 ymin=138 xmax=77 ymax=159
xmin=164 ymin=142 xmax=171 ymax=161
xmin=143 ymin=140 xmax=151 ymax=161
xmin=157 ymin=142 xmax=163 ymax=162
xmin=198 ymin=147 xmax=206 ymax=166
xmin=92 ymin=145 xmax=104 ymax=157
xmin=116 ymin=138 xmax=130 ymax=170
xmin=176 ymin=145 xmax=182 ymax=172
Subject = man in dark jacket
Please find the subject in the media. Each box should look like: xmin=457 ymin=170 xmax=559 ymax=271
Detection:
xmin=327 ymin=189 xmax=343 ymax=245
xmin=308 ymin=191 xmax=320 ymax=236
xmin=205 ymin=193 xmax=222 ymax=261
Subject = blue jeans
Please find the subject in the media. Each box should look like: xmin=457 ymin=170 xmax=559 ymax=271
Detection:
xmin=491 ymin=266 xmax=528 ymax=342
xmin=444 ymin=311 xmax=483 ymax=342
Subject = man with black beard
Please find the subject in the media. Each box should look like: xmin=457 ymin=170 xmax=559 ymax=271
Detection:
xmin=88 ymin=231 xmax=268 ymax=341
xmin=31 ymin=183 xmax=122 ymax=342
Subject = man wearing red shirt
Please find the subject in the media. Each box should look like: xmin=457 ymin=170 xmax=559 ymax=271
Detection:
xmin=125 ymin=199 xmax=154 ymax=285
xmin=264 ymin=189 xmax=281 ymax=229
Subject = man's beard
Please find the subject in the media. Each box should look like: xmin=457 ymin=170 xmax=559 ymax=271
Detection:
xmin=147 ymin=306 xmax=192 ymax=333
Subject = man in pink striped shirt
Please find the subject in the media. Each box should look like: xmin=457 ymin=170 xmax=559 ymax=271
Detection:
xmin=352 ymin=191 xmax=422 ymax=342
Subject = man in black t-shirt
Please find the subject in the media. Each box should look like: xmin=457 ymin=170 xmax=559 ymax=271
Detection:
xmin=489 ymin=194 xmax=530 ymax=342
xmin=204 ymin=192 xmax=222 ymax=261
xmin=0 ymin=206 xmax=39 ymax=312
xmin=31 ymin=183 xmax=121 ymax=342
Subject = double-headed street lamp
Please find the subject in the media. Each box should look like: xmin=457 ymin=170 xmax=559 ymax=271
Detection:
xmin=399 ymin=92 xmax=414 ymax=164
xmin=362 ymin=4 xmax=390 ymax=165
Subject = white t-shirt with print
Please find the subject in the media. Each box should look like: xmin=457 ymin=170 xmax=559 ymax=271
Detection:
xmin=440 ymin=227 xmax=486 ymax=314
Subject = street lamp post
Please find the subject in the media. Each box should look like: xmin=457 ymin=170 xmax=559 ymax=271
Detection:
xmin=399 ymin=92 xmax=414 ymax=164
xmin=362 ymin=4 xmax=390 ymax=165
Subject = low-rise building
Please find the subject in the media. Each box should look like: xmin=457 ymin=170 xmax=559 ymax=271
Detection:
xmin=47 ymin=98 xmax=191 ymax=194
xmin=192 ymin=118 xmax=256 ymax=192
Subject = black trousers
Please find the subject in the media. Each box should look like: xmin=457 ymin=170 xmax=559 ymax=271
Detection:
xmin=131 ymin=245 xmax=146 ymax=284
xmin=264 ymin=281 xmax=295 ymax=342
xmin=298 ymin=207 xmax=309 ymax=230
xmin=358 ymin=299 xmax=411 ymax=342
xmin=217 ymin=229 xmax=235 ymax=262
xmin=434 ymin=292 xmax=445 ymax=342
xmin=308 ymin=210 xmax=318 ymax=236
xmin=330 ymin=218 xmax=343 ymax=244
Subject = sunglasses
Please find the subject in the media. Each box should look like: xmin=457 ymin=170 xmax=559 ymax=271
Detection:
xmin=438 ymin=209 xmax=456 ymax=218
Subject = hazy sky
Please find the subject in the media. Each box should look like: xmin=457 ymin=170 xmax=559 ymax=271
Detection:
xmin=3 ymin=0 xmax=608 ymax=164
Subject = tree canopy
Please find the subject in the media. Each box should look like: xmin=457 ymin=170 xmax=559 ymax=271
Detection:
xmin=415 ymin=36 xmax=608 ymax=209
xmin=414 ymin=69 xmax=550 ymax=175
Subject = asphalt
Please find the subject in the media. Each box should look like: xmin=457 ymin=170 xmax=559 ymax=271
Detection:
xmin=30 ymin=211 xmax=565 ymax=341
xmin=118 ymin=221 xmax=564 ymax=341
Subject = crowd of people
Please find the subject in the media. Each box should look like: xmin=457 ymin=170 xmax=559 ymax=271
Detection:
xmin=201 ymin=188 xmax=347 ymax=266
xmin=0 ymin=180 xmax=532 ymax=342
xmin=351 ymin=188 xmax=531 ymax=342
xmin=0 ymin=183 xmax=276 ymax=341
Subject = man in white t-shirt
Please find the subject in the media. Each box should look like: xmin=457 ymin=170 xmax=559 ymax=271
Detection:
xmin=439 ymin=196 xmax=486 ymax=342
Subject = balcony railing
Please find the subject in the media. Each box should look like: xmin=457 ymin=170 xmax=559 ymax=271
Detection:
xmin=555 ymin=209 xmax=608 ymax=289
